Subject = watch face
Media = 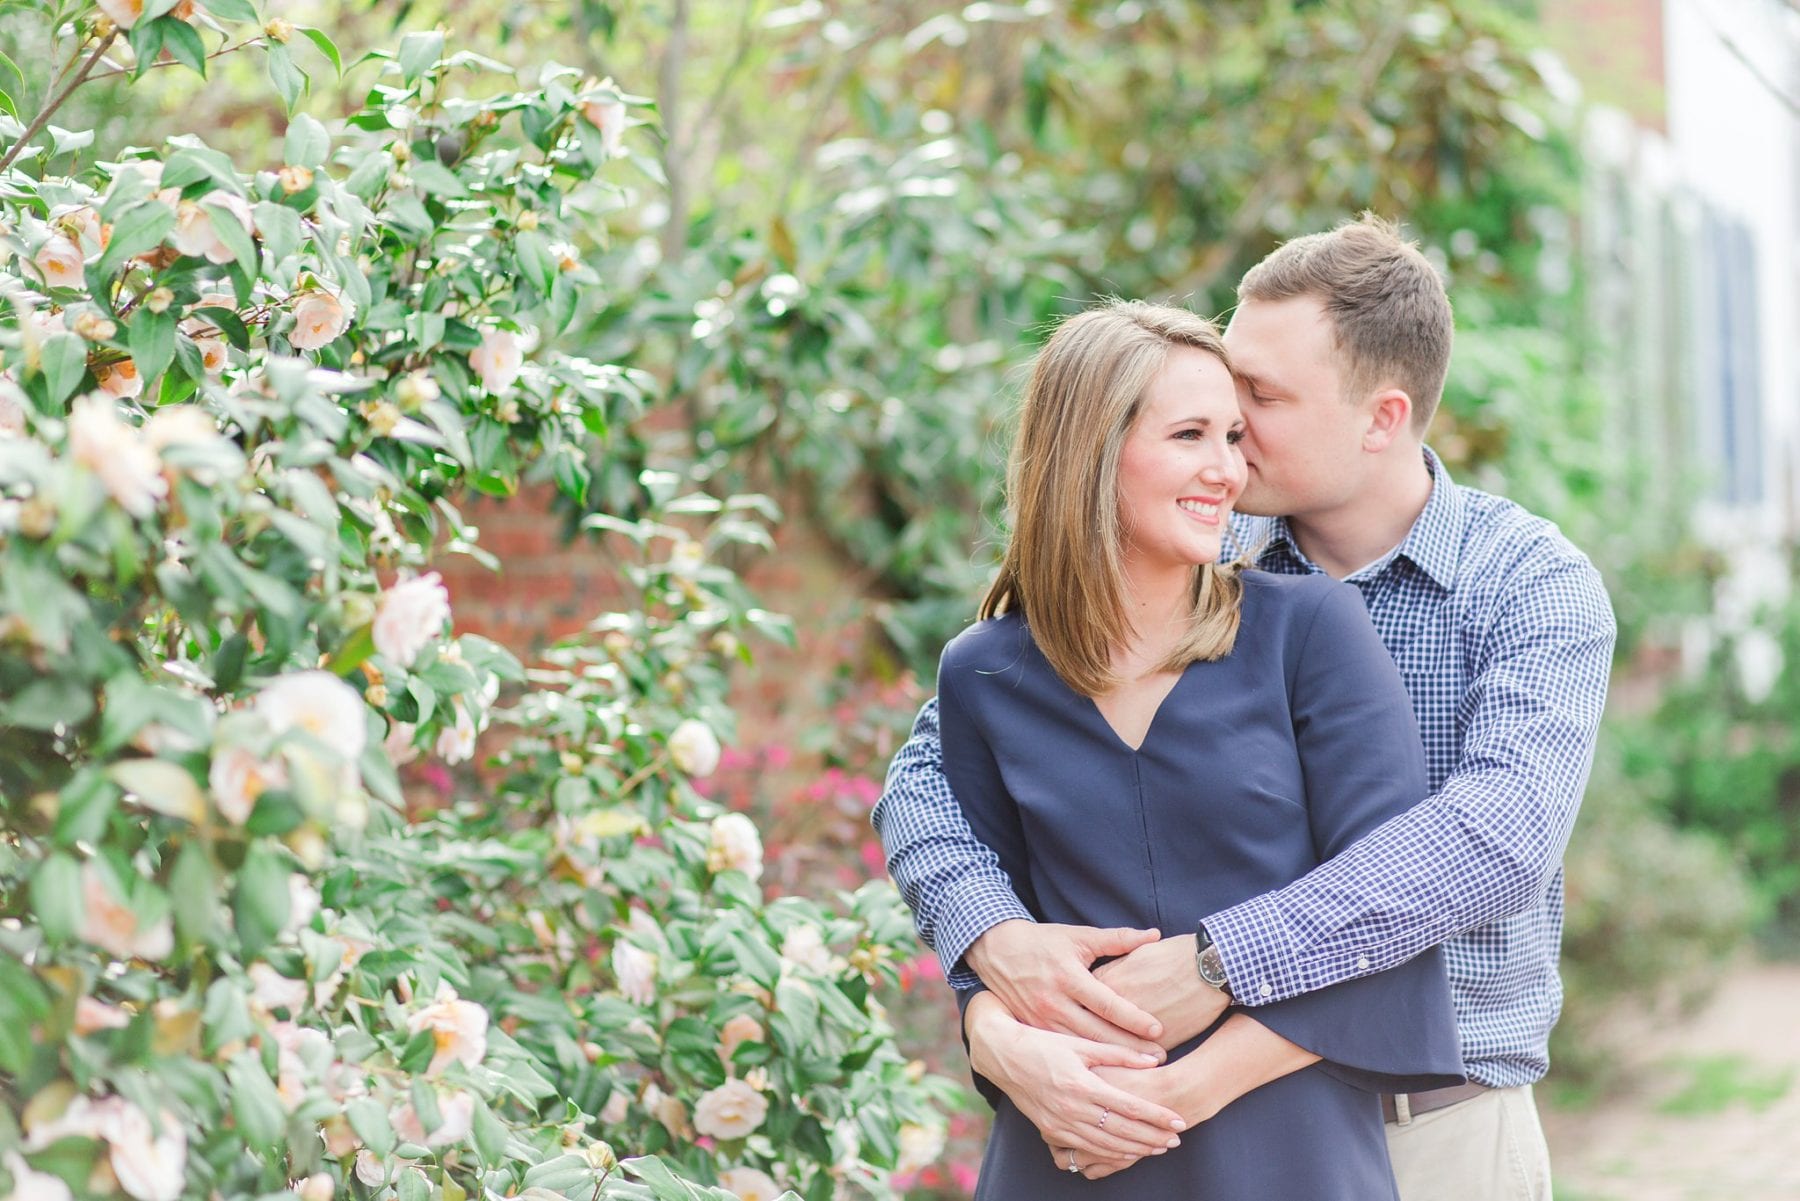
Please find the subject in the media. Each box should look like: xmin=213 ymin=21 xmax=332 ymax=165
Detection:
xmin=1199 ymin=945 xmax=1228 ymax=988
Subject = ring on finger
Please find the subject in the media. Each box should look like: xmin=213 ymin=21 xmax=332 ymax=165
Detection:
xmin=1066 ymin=1148 xmax=1079 ymax=1174
xmin=1097 ymin=1107 xmax=1110 ymax=1129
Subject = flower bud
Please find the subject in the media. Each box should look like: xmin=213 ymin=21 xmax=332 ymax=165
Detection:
xmin=278 ymin=165 xmax=314 ymax=194
xmin=495 ymin=399 xmax=521 ymax=424
xmin=18 ymin=496 xmax=55 ymax=540
xmin=264 ymin=17 xmax=294 ymax=43
xmin=516 ymin=210 xmax=541 ymax=232
xmin=394 ymin=371 xmax=440 ymax=410
xmin=71 ymin=312 xmax=118 ymax=342
xmin=560 ymin=751 xmax=584 ymax=774
xmin=92 ymin=15 xmax=117 ymax=39
xmin=145 ymin=287 xmax=174 ymax=314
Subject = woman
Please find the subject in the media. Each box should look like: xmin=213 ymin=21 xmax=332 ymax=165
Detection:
xmin=934 ymin=301 xmax=1461 ymax=1196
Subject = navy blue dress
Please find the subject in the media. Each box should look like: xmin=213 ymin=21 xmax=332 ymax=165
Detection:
xmin=938 ymin=571 xmax=1463 ymax=1199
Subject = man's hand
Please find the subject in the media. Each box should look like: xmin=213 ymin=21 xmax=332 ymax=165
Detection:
xmin=965 ymin=993 xmax=1184 ymax=1165
xmin=1093 ymin=933 xmax=1229 ymax=1051
xmin=965 ymin=920 xmax=1166 ymax=1053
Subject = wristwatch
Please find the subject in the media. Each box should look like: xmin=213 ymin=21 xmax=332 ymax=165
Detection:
xmin=1194 ymin=921 xmax=1233 ymax=1000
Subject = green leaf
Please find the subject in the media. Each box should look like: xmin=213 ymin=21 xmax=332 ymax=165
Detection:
xmin=128 ymin=19 xmax=167 ymax=80
xmin=108 ymin=759 xmax=206 ymax=824
xmin=347 ymin=1096 xmax=395 ymax=1158
xmin=0 ymin=952 xmax=50 ymax=1075
xmin=397 ymin=30 xmax=444 ymax=86
xmin=201 ymin=199 xmax=258 ymax=270
xmin=469 ymin=1097 xmax=505 ymax=1165
xmin=0 ymin=89 xmax=16 ymax=120
xmin=524 ymin=1155 xmax=596 ymax=1194
xmin=253 ymin=201 xmax=302 ymax=265
xmin=169 ymin=842 xmax=220 ymax=946
xmin=396 ymin=1026 xmax=436 ymax=1074
xmin=54 ymin=769 xmax=118 ymax=846
xmin=4 ymin=675 xmax=94 ymax=731
xmin=199 ymin=0 xmax=257 ymax=20
xmin=513 ymin=230 xmax=555 ymax=295
xmin=96 ymin=199 xmax=176 ymax=280
xmin=266 ymin=41 xmax=306 ymax=111
xmin=227 ymin=1049 xmax=286 ymax=1145
xmin=129 ymin=307 xmax=176 ymax=387
xmin=407 ymin=160 xmax=466 ymax=198
xmin=158 ymin=16 xmax=207 ymax=77
xmin=283 ymin=113 xmax=329 ymax=168
xmin=232 ymin=843 xmax=292 ymax=959
xmin=300 ymin=27 xmax=342 ymax=76
xmin=39 ymin=334 xmax=89 ymax=406
xmin=619 ymin=1157 xmax=706 ymax=1201
xmin=31 ymin=853 xmax=82 ymax=944
xmin=396 ymin=1169 xmax=430 ymax=1201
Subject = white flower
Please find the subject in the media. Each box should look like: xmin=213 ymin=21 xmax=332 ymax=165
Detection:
xmin=95 ymin=0 xmax=144 ymax=27
xmin=2 ymin=1151 xmax=72 ymax=1201
xmin=247 ymin=963 xmax=308 ymax=1015
xmin=76 ymin=862 xmax=173 ymax=962
xmin=667 ymin=719 xmax=721 ymax=777
xmin=434 ymin=704 xmax=476 ymax=764
xmin=194 ymin=337 xmax=228 ymax=375
xmin=255 ymin=670 xmax=367 ymax=761
xmin=717 ymin=1167 xmax=782 ymax=1201
xmin=208 ymin=744 xmax=286 ymax=825
xmin=579 ymin=93 xmax=628 ymax=158
xmin=383 ymin=720 xmax=419 ymax=766
xmin=29 ymin=1099 xmax=188 ymax=1201
xmin=68 ymin=394 xmax=165 ymax=518
xmin=468 ymin=328 xmax=523 ymax=394
xmin=288 ymin=289 xmax=352 ymax=351
xmin=707 ymin=812 xmax=763 ymax=881
xmin=297 ymin=1173 xmax=333 ymax=1201
xmin=286 ymin=875 xmax=320 ymax=935
xmin=406 ymin=985 xmax=489 ymax=1075
xmin=171 ymin=193 xmax=252 ymax=265
xmin=779 ymin=923 xmax=833 ymax=975
xmin=0 ymin=380 xmax=26 ymax=437
xmin=692 ymin=1078 xmax=768 ymax=1141
xmin=895 ymin=1122 xmax=946 ymax=1174
xmin=372 ymin=573 xmax=451 ymax=667
xmin=667 ymin=539 xmax=706 ymax=578
xmin=33 ymin=236 xmax=84 ymax=289
xmin=611 ymin=940 xmax=657 ymax=1006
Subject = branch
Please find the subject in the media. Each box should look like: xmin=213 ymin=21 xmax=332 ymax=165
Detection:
xmin=89 ymin=34 xmax=264 ymax=83
xmin=0 ymin=29 xmax=118 ymax=174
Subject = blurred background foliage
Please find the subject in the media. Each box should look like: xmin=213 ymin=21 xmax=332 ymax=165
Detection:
xmin=12 ymin=0 xmax=1796 ymax=1187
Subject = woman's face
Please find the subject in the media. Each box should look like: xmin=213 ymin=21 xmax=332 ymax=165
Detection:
xmin=1116 ymin=346 xmax=1247 ymax=572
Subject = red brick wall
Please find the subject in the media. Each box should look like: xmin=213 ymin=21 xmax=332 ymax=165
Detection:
xmin=1543 ymin=0 xmax=1668 ymax=131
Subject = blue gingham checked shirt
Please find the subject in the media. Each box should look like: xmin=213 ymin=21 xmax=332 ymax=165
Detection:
xmin=874 ymin=448 xmax=1616 ymax=1087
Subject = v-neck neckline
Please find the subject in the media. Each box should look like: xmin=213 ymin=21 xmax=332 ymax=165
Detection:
xmin=1086 ymin=666 xmax=1189 ymax=754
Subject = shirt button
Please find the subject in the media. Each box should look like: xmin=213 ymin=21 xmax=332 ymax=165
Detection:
xmin=1258 ymin=982 xmax=1273 ymax=998
xmin=1357 ymin=956 xmax=1371 ymax=970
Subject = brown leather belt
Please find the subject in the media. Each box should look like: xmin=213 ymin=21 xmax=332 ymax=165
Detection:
xmin=1381 ymin=1082 xmax=1490 ymax=1125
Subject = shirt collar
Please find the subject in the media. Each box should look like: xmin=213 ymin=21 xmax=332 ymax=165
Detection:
xmin=1255 ymin=446 xmax=1464 ymax=590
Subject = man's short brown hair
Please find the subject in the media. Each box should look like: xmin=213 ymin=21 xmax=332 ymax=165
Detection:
xmin=1237 ymin=215 xmax=1453 ymax=432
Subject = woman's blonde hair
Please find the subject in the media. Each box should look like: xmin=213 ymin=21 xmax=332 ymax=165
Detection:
xmin=980 ymin=300 xmax=1244 ymax=697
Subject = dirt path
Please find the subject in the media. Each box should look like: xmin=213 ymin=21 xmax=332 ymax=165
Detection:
xmin=1542 ymin=961 xmax=1800 ymax=1200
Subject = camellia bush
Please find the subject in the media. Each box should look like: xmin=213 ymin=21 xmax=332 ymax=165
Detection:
xmin=0 ymin=4 xmax=950 ymax=1200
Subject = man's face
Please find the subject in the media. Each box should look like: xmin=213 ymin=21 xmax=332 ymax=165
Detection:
xmin=1222 ymin=294 xmax=1368 ymax=520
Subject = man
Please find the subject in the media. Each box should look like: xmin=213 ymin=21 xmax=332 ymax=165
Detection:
xmin=874 ymin=216 xmax=1616 ymax=1200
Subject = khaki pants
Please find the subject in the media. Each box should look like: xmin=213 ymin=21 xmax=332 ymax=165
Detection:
xmin=1385 ymin=1085 xmax=1552 ymax=1201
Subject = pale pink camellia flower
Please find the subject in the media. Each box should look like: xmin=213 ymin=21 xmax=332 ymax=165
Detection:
xmin=33 ymin=235 xmax=84 ymax=289
xmin=51 ymin=204 xmax=108 ymax=253
xmin=372 ymin=572 xmax=451 ymax=667
xmin=406 ymin=985 xmax=489 ymax=1076
xmin=707 ymin=812 xmax=763 ymax=881
xmin=297 ymin=1173 xmax=333 ymax=1201
xmin=95 ymin=360 xmax=143 ymax=400
xmin=1 ymin=380 xmax=30 ymax=437
xmin=254 ymin=670 xmax=367 ymax=762
xmin=611 ymin=940 xmax=657 ymax=1006
xmin=247 ymin=963 xmax=308 ymax=1016
xmin=194 ymin=336 xmax=228 ymax=375
xmin=668 ymin=719 xmax=721 ymax=778
xmin=468 ymin=328 xmax=522 ymax=394
xmin=2 ymin=1150 xmax=73 ymax=1201
xmin=68 ymin=394 xmax=166 ymax=519
xmin=433 ymin=704 xmax=476 ymax=764
xmin=692 ymin=1078 xmax=769 ymax=1142
xmin=778 ymin=923 xmax=833 ymax=975
xmin=287 ymin=874 xmax=321 ymax=935
xmin=76 ymin=861 xmax=173 ymax=962
xmin=207 ymin=743 xmax=285 ymax=825
xmin=579 ymin=93 xmax=628 ymax=159
xmin=95 ymin=0 xmax=144 ymax=27
xmin=717 ymin=1167 xmax=782 ymax=1201
xmin=28 ymin=1097 xmax=187 ymax=1201
xmin=266 ymin=1019 xmax=332 ymax=1110
xmin=353 ymin=1150 xmax=386 ymax=1188
xmin=311 ymin=934 xmax=372 ymax=1010
xmin=73 ymin=996 xmax=131 ymax=1036
xmin=597 ymin=1090 xmax=629 ymax=1126
xmin=391 ymin=1091 xmax=474 ymax=1147
xmin=288 ymin=289 xmax=352 ymax=351
xmin=171 ymin=194 xmax=253 ymax=265
xmin=717 ymin=1013 xmax=764 ymax=1067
